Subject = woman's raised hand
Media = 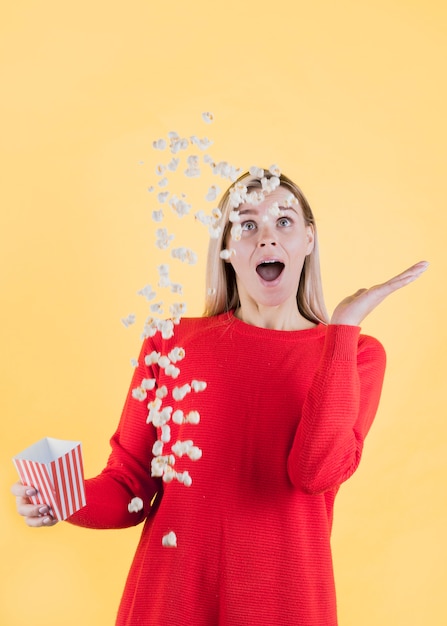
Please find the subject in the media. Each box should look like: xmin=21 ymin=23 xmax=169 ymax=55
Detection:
xmin=11 ymin=481 xmax=58 ymax=527
xmin=330 ymin=261 xmax=429 ymax=327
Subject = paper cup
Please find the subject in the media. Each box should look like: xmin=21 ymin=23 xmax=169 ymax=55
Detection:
xmin=13 ymin=437 xmax=86 ymax=521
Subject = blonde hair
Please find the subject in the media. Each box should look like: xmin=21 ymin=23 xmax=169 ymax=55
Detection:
xmin=203 ymin=170 xmax=329 ymax=324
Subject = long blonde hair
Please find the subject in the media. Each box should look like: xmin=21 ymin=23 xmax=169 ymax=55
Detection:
xmin=203 ymin=170 xmax=329 ymax=324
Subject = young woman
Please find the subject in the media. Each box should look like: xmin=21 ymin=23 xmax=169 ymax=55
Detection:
xmin=12 ymin=170 xmax=428 ymax=625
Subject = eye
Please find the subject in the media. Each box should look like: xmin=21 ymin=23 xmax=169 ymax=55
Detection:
xmin=277 ymin=216 xmax=292 ymax=227
xmin=241 ymin=220 xmax=256 ymax=231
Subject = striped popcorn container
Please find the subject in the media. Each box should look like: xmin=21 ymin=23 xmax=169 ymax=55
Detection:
xmin=13 ymin=438 xmax=86 ymax=521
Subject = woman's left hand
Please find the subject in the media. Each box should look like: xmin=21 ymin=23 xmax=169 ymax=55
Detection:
xmin=330 ymin=261 xmax=429 ymax=326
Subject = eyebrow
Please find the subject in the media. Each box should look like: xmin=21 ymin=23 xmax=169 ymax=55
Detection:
xmin=237 ymin=206 xmax=298 ymax=216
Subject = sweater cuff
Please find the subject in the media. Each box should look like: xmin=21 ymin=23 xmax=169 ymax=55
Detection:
xmin=323 ymin=324 xmax=361 ymax=361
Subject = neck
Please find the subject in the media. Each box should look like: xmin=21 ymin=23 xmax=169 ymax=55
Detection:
xmin=234 ymin=301 xmax=316 ymax=331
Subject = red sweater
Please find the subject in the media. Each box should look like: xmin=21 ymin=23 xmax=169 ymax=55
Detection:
xmin=69 ymin=312 xmax=386 ymax=625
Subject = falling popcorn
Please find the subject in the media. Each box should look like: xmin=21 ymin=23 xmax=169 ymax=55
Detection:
xmin=158 ymin=191 xmax=169 ymax=203
xmin=155 ymin=164 xmax=166 ymax=176
xmin=162 ymin=531 xmax=178 ymax=547
xmin=152 ymin=138 xmax=167 ymax=150
xmin=230 ymin=223 xmax=242 ymax=241
xmin=137 ymin=284 xmax=157 ymax=301
xmin=249 ymin=165 xmax=264 ymax=178
xmin=205 ymin=185 xmax=220 ymax=202
xmin=220 ymin=248 xmax=235 ymax=260
xmin=128 ymin=497 xmax=144 ymax=513
xmin=202 ymin=111 xmax=214 ymax=123
xmin=121 ymin=313 xmax=136 ymax=328
xmin=151 ymin=209 xmax=164 ymax=222
xmin=171 ymin=247 xmax=198 ymax=265
xmin=191 ymin=380 xmax=207 ymax=392
xmin=269 ymin=164 xmax=281 ymax=177
xmin=168 ymin=347 xmax=185 ymax=362
xmin=173 ymin=383 xmax=191 ymax=401
xmin=155 ymin=227 xmax=175 ymax=250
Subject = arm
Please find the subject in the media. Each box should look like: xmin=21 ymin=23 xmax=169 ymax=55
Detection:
xmin=287 ymin=261 xmax=427 ymax=494
xmin=67 ymin=339 xmax=160 ymax=529
xmin=287 ymin=325 xmax=385 ymax=494
xmin=12 ymin=338 xmax=161 ymax=529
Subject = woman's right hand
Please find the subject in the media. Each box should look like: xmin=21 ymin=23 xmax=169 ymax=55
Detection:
xmin=11 ymin=482 xmax=58 ymax=527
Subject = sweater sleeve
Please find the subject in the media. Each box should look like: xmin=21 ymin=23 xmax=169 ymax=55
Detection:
xmin=287 ymin=324 xmax=386 ymax=495
xmin=67 ymin=340 xmax=160 ymax=529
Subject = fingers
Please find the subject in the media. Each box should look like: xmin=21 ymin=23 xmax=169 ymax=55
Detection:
xmin=379 ymin=261 xmax=429 ymax=292
xmin=11 ymin=481 xmax=58 ymax=528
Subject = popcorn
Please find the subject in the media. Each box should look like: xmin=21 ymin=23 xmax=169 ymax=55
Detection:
xmin=208 ymin=225 xmax=222 ymax=239
xmin=158 ymin=355 xmax=170 ymax=369
xmin=141 ymin=378 xmax=156 ymax=390
xmin=284 ymin=193 xmax=299 ymax=208
xmin=168 ymin=347 xmax=185 ymax=363
xmin=249 ymin=165 xmax=264 ymax=178
xmin=155 ymin=164 xmax=166 ymax=176
xmin=158 ymin=177 xmax=169 ymax=187
xmin=169 ymin=195 xmax=192 ymax=217
xmin=153 ymin=138 xmax=167 ymax=150
xmin=173 ymin=383 xmax=191 ymax=401
xmin=269 ymin=164 xmax=281 ymax=177
xmin=202 ymin=111 xmax=214 ymax=123
xmin=211 ymin=161 xmax=241 ymax=182
xmin=261 ymin=176 xmax=280 ymax=193
xmin=128 ymin=497 xmax=144 ymax=513
xmin=229 ymin=210 xmax=240 ymax=223
xmin=230 ymin=223 xmax=242 ymax=241
xmin=190 ymin=135 xmax=213 ymax=151
xmin=151 ymin=454 xmax=175 ymax=478
xmin=268 ymin=202 xmax=281 ymax=217
xmin=165 ymin=364 xmax=180 ymax=378
xmin=155 ymin=227 xmax=175 ymax=250
xmin=184 ymin=155 xmax=201 ymax=178
xmin=137 ymin=285 xmax=156 ymax=301
xmin=132 ymin=387 xmax=147 ymax=401
xmin=162 ymin=531 xmax=178 ymax=547
xmin=158 ymin=191 xmax=169 ymax=203
xmin=152 ymin=440 xmax=164 ymax=456
xmin=176 ymin=471 xmax=192 ymax=487
xmin=191 ymin=380 xmax=207 ymax=392
xmin=156 ymin=385 xmax=168 ymax=399
xmin=171 ymin=440 xmax=202 ymax=461
xmin=145 ymin=351 xmax=161 ymax=365
xmin=130 ymin=358 xmax=139 ymax=368
xmin=121 ymin=313 xmax=136 ymax=328
xmin=211 ymin=207 xmax=222 ymax=221
xmin=150 ymin=302 xmax=164 ymax=314
xmin=161 ymin=320 xmax=174 ymax=339
xmin=170 ymin=282 xmax=183 ymax=295
xmin=169 ymin=302 xmax=187 ymax=320
xmin=151 ymin=209 xmax=164 ymax=222
xmin=161 ymin=424 xmax=171 ymax=443
xmin=172 ymin=410 xmax=184 ymax=425
xmin=219 ymin=248 xmax=235 ymax=260
xmin=167 ymin=157 xmax=180 ymax=171
xmin=171 ymin=247 xmax=198 ymax=265
xmin=205 ymin=185 xmax=220 ymax=201
xmin=185 ymin=410 xmax=200 ymax=425
xmin=207 ymin=287 xmax=216 ymax=296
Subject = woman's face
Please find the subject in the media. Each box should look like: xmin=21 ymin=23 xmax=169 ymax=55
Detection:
xmin=225 ymin=186 xmax=314 ymax=311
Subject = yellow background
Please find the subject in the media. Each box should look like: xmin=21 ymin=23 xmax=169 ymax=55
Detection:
xmin=1 ymin=1 xmax=446 ymax=624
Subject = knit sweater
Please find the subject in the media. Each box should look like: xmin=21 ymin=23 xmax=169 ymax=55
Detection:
xmin=68 ymin=312 xmax=386 ymax=625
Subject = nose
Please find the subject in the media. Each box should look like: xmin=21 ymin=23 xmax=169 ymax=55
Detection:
xmin=258 ymin=220 xmax=277 ymax=247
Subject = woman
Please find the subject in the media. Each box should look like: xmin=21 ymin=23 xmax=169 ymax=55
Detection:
xmin=12 ymin=170 xmax=428 ymax=625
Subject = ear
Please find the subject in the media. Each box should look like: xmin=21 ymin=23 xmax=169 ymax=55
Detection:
xmin=305 ymin=224 xmax=315 ymax=255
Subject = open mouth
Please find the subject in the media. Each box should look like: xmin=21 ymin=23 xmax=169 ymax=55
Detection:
xmin=256 ymin=261 xmax=285 ymax=282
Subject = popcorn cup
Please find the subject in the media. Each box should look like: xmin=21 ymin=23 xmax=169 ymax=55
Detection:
xmin=13 ymin=437 xmax=86 ymax=521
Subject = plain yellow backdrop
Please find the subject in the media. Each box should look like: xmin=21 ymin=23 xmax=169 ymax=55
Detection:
xmin=1 ymin=1 xmax=446 ymax=624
